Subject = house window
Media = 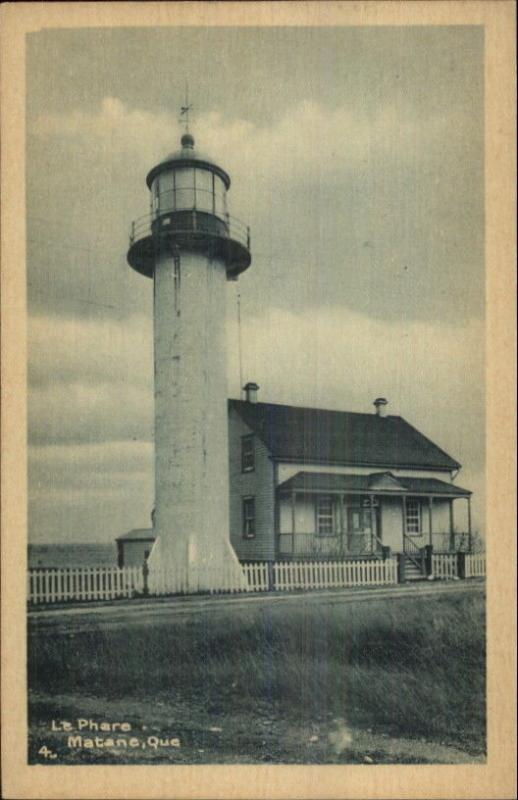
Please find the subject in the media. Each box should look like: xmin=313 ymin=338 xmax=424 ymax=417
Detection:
xmin=317 ymin=494 xmax=334 ymax=536
xmin=242 ymin=497 xmax=256 ymax=539
xmin=241 ymin=435 xmax=255 ymax=472
xmin=406 ymin=498 xmax=421 ymax=534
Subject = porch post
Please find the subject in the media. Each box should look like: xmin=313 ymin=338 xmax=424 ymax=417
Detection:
xmin=402 ymin=495 xmax=407 ymax=550
xmin=449 ymin=499 xmax=455 ymax=551
xmin=339 ymin=494 xmax=345 ymax=556
xmin=291 ymin=491 xmax=296 ymax=556
xmin=428 ymin=497 xmax=433 ymax=547
xmin=369 ymin=493 xmax=376 ymax=554
xmin=467 ymin=495 xmax=472 ymax=552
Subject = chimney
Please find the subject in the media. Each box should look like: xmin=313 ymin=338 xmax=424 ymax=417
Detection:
xmin=373 ymin=397 xmax=388 ymax=417
xmin=243 ymin=382 xmax=259 ymax=404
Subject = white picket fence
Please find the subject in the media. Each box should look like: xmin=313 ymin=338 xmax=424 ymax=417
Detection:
xmin=28 ymin=553 xmax=485 ymax=605
xmin=273 ymin=558 xmax=397 ymax=592
xmin=244 ymin=561 xmax=270 ymax=592
xmin=28 ymin=566 xmax=143 ymax=605
xmin=431 ymin=552 xmax=487 ymax=580
xmin=465 ymin=552 xmax=486 ymax=578
xmin=432 ymin=553 xmax=458 ymax=579
xmin=28 ymin=557 xmax=397 ymax=605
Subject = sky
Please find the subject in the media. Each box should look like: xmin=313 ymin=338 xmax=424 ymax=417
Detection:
xmin=26 ymin=25 xmax=485 ymax=544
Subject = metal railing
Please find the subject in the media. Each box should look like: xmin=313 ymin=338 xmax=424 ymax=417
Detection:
xmin=129 ymin=208 xmax=250 ymax=252
xmin=431 ymin=531 xmax=473 ymax=553
xmin=278 ymin=531 xmax=379 ymax=559
xmin=402 ymin=531 xmax=423 ymax=569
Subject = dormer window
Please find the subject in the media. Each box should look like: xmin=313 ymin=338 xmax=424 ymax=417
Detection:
xmin=241 ymin=434 xmax=255 ymax=472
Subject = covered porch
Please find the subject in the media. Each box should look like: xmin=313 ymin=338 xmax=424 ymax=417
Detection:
xmin=276 ymin=471 xmax=473 ymax=560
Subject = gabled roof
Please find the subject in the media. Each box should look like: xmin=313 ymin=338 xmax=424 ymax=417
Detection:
xmin=278 ymin=471 xmax=471 ymax=497
xmin=116 ymin=528 xmax=156 ymax=541
xmin=229 ymin=400 xmax=460 ymax=470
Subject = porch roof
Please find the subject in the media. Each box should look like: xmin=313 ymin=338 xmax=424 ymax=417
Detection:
xmin=277 ymin=471 xmax=471 ymax=497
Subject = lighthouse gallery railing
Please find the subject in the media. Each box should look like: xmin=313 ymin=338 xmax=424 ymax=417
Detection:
xmin=129 ymin=208 xmax=250 ymax=252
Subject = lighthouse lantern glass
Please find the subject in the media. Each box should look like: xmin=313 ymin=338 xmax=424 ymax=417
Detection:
xmin=150 ymin=165 xmax=228 ymax=222
xmin=156 ymin=172 xmax=174 ymax=212
xmin=195 ymin=168 xmax=213 ymax=213
xmin=174 ymin=167 xmax=196 ymax=210
xmin=214 ymin=174 xmax=227 ymax=219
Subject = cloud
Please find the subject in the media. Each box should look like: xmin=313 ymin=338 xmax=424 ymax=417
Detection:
xmin=28 ymin=313 xmax=154 ymax=445
xmin=29 ymin=441 xmax=154 ymax=543
xmin=29 ymin=95 xmax=483 ymax=325
xmin=33 ymin=97 xmax=175 ymax=169
xmin=29 ymin=313 xmax=153 ymax=388
xmin=32 ymin=95 xmax=477 ymax=223
xmin=33 ymin=95 xmax=472 ymax=184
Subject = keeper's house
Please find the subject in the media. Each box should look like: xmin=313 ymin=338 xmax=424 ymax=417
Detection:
xmin=117 ymin=384 xmax=473 ymax=567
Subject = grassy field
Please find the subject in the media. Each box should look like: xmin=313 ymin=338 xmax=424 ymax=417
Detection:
xmin=28 ymin=588 xmax=485 ymax=764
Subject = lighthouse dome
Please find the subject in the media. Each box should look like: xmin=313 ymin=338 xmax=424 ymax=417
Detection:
xmin=181 ymin=132 xmax=195 ymax=149
xmin=146 ymin=133 xmax=230 ymax=189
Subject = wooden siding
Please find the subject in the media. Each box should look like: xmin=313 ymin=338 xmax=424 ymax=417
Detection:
xmin=228 ymin=405 xmax=276 ymax=560
xmin=120 ymin=540 xmax=154 ymax=568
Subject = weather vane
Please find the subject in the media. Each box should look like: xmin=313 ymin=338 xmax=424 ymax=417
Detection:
xmin=179 ymin=82 xmax=193 ymax=134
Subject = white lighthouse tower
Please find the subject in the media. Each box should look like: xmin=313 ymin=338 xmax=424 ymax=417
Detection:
xmin=127 ymin=123 xmax=251 ymax=591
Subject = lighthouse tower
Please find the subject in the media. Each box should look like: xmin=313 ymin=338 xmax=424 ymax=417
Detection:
xmin=127 ymin=127 xmax=251 ymax=591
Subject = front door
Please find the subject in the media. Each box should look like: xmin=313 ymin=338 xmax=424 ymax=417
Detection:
xmin=346 ymin=499 xmax=378 ymax=553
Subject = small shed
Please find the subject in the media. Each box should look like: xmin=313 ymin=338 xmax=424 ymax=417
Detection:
xmin=116 ymin=528 xmax=156 ymax=568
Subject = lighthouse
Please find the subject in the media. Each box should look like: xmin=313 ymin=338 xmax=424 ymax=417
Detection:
xmin=127 ymin=124 xmax=251 ymax=591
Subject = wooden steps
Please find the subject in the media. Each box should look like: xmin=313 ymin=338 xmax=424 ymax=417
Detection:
xmin=403 ymin=557 xmax=426 ymax=581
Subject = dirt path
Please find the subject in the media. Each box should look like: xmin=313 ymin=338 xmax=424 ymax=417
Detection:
xmin=29 ymin=580 xmax=485 ymax=635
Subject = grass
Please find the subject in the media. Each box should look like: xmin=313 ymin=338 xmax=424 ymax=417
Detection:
xmin=28 ymin=589 xmax=485 ymax=763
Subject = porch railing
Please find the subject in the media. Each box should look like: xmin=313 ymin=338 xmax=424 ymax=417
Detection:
xmin=278 ymin=531 xmax=477 ymax=560
xmin=278 ymin=531 xmax=377 ymax=559
xmin=431 ymin=531 xmax=473 ymax=553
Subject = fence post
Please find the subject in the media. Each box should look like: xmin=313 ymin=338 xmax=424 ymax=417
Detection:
xmin=142 ymin=559 xmax=149 ymax=595
xmin=267 ymin=561 xmax=275 ymax=592
xmin=418 ymin=548 xmax=426 ymax=577
xmin=457 ymin=551 xmax=466 ymax=579
xmin=424 ymin=544 xmax=433 ymax=577
xmin=381 ymin=545 xmax=391 ymax=561
xmin=396 ymin=553 xmax=406 ymax=584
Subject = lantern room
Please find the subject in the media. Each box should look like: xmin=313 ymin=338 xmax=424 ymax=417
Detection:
xmin=147 ymin=132 xmax=230 ymax=219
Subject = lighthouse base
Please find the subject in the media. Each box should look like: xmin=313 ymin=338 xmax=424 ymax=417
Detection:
xmin=146 ymin=535 xmax=247 ymax=594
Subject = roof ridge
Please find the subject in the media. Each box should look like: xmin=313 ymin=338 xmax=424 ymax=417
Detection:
xmin=229 ymin=397 xmax=399 ymax=419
